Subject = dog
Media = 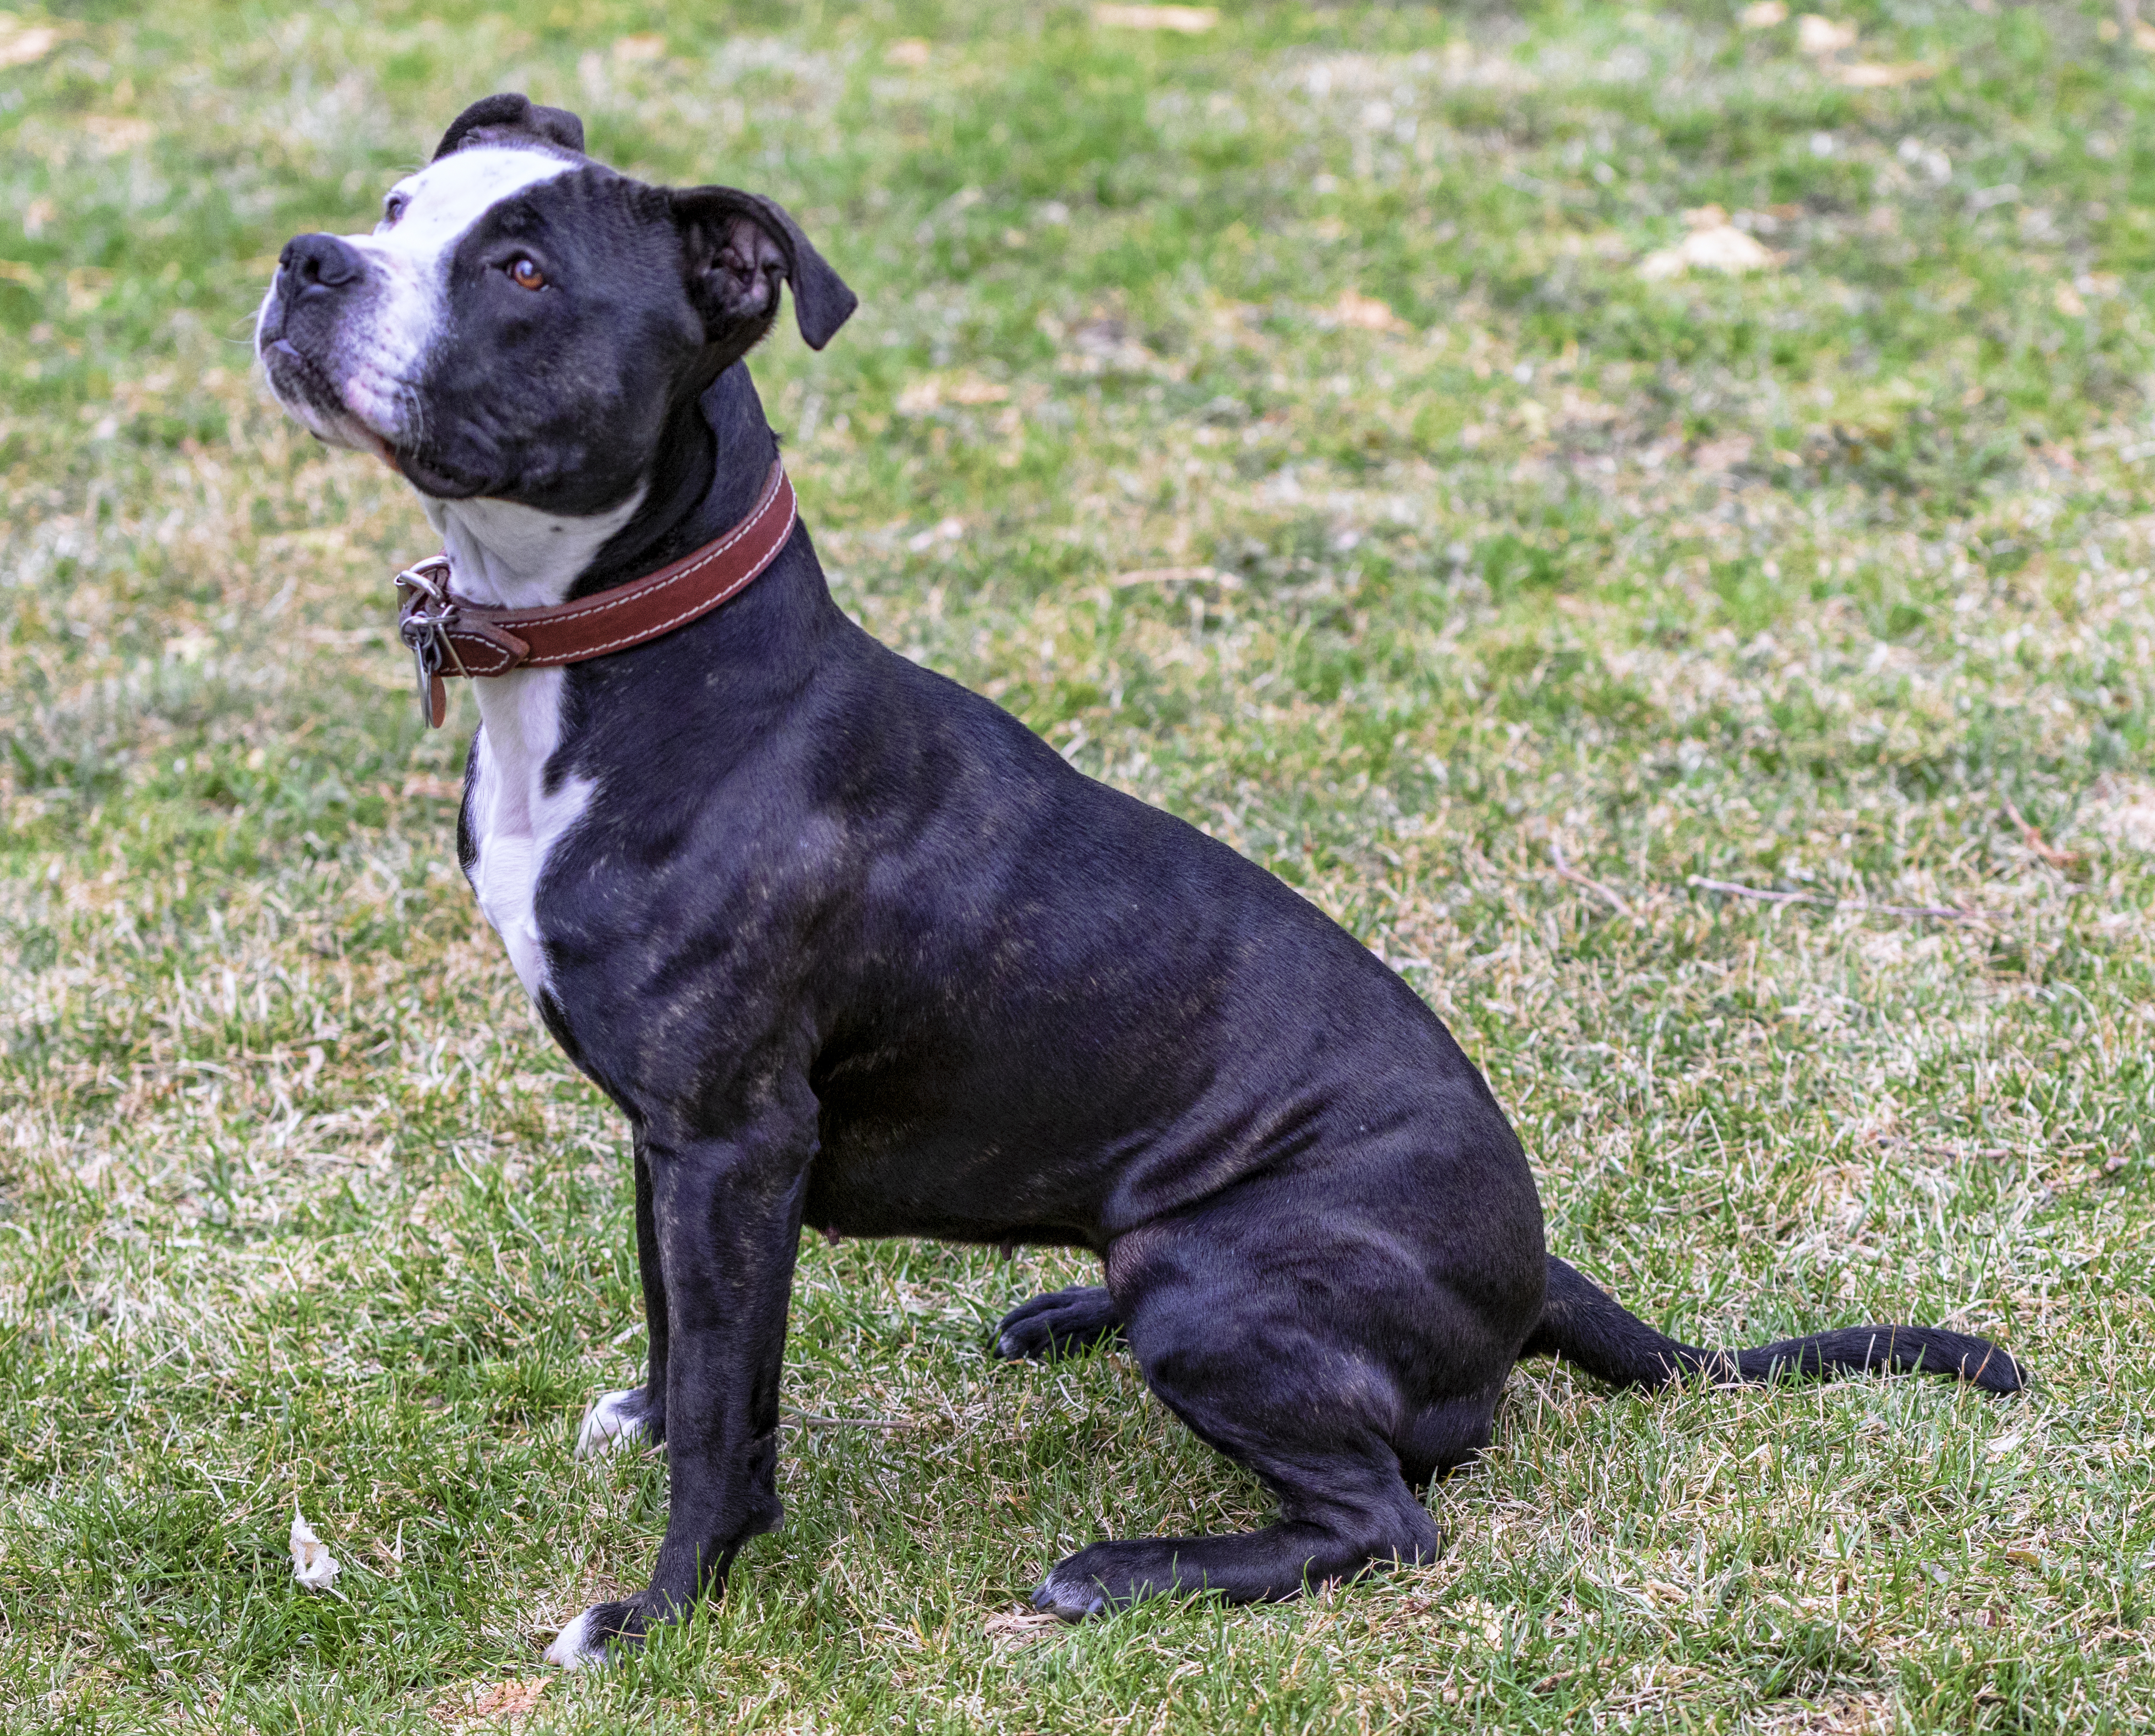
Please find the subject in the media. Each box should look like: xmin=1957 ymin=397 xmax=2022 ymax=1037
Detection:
xmin=256 ymin=94 xmax=2024 ymax=1668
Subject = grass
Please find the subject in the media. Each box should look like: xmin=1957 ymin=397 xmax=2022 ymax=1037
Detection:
xmin=2 ymin=0 xmax=2153 ymax=1728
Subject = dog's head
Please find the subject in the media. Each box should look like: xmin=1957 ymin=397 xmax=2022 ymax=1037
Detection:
xmin=255 ymin=93 xmax=854 ymax=514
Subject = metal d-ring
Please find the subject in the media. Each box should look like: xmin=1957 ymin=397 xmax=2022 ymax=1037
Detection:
xmin=393 ymin=555 xmax=468 ymax=726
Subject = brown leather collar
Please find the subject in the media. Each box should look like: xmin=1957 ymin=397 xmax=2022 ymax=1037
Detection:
xmin=393 ymin=460 xmax=797 ymax=727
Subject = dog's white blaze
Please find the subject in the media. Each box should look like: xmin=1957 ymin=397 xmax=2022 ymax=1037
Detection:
xmin=352 ymin=146 xmax=575 ymax=409
xmin=544 ymin=1607 xmax=601 ymax=1670
xmin=287 ymin=145 xmax=575 ymax=447
xmin=574 ymin=1389 xmax=648 ymax=1458
xmin=365 ymin=144 xmax=574 ymax=267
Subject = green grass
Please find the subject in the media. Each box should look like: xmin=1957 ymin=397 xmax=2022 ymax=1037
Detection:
xmin=3 ymin=0 xmax=2153 ymax=1729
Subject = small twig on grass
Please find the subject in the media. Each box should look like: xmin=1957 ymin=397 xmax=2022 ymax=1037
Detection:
xmin=2001 ymin=797 xmax=2081 ymax=870
xmin=983 ymin=1608 xmax=1066 ymax=1647
xmin=1550 ymin=840 xmax=1634 ymax=920
xmin=1687 ymin=876 xmax=1994 ymax=926
xmin=783 ymin=1409 xmax=916 ymax=1429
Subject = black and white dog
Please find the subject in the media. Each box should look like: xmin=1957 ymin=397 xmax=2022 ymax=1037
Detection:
xmin=256 ymin=95 xmax=2022 ymax=1667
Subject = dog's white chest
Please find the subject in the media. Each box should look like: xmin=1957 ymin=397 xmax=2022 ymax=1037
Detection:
xmin=464 ymin=669 xmax=592 ymax=1000
xmin=434 ymin=491 xmax=637 ymax=999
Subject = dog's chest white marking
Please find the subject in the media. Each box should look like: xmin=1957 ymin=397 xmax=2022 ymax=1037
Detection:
xmin=466 ymin=672 xmax=588 ymax=999
xmin=445 ymin=490 xmax=643 ymax=997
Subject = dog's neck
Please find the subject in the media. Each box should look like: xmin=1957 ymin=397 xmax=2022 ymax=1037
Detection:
xmin=422 ymin=364 xmax=784 ymax=611
xmin=425 ymin=490 xmax=647 ymax=611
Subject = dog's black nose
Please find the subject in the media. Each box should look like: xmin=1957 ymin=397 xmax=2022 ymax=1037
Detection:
xmin=278 ymin=233 xmax=364 ymax=295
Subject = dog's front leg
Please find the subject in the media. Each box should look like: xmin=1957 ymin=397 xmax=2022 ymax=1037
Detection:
xmin=548 ymin=1120 xmax=810 ymax=1669
xmin=574 ymin=1135 xmax=673 ymax=1457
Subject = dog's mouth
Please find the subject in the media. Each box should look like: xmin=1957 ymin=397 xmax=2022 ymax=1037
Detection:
xmin=391 ymin=446 xmax=489 ymax=500
xmin=259 ymin=337 xmax=400 ymax=465
xmin=260 ymin=337 xmax=494 ymax=498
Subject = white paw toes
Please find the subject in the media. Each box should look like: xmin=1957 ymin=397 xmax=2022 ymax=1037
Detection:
xmin=574 ymin=1389 xmax=648 ymax=1459
xmin=544 ymin=1606 xmax=603 ymax=1669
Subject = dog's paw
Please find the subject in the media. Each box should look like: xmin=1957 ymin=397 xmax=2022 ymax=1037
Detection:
xmin=994 ymin=1286 xmax=1122 ymax=1362
xmin=1029 ymin=1562 xmax=1111 ymax=1622
xmin=574 ymin=1388 xmax=656 ymax=1459
xmin=544 ymin=1599 xmax=644 ymax=1669
xmin=543 ymin=1607 xmax=605 ymax=1670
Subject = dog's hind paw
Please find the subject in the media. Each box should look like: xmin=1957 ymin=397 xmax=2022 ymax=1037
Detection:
xmin=574 ymin=1388 xmax=654 ymax=1458
xmin=1030 ymin=1574 xmax=1109 ymax=1622
xmin=544 ymin=1600 xmax=643 ymax=1669
xmin=994 ymin=1286 xmax=1123 ymax=1362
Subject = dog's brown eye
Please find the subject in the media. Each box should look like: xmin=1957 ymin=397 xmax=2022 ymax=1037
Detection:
xmin=508 ymin=256 xmax=547 ymax=291
xmin=380 ymin=193 xmax=409 ymax=229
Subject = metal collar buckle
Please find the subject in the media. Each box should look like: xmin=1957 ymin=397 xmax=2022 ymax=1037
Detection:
xmin=392 ymin=555 xmax=467 ymax=727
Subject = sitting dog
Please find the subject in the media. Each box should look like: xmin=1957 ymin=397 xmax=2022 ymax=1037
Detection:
xmin=256 ymin=94 xmax=2023 ymax=1667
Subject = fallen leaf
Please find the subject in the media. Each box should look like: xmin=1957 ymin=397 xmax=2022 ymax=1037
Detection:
xmin=1693 ymin=434 xmax=1755 ymax=472
xmin=1091 ymin=4 xmax=1218 ymax=32
xmin=1986 ymin=1431 xmax=2024 ymax=1457
xmin=1640 ymin=210 xmax=1776 ymax=280
xmin=1740 ymin=1 xmax=1789 ymax=25
xmin=884 ymin=38 xmax=931 ymax=67
xmin=289 ymin=1506 xmax=341 ymax=1591
xmin=1058 ymin=316 xmax=1163 ymax=376
xmin=1329 ymin=288 xmax=1407 ymax=332
xmin=2006 ymin=1548 xmax=2043 ymax=1567
xmin=1453 ymin=1596 xmax=1504 ymax=1643
xmin=430 ymin=1678 xmax=549 ymax=1728
xmin=1796 ymin=14 xmax=1858 ymax=54
xmin=895 ymin=373 xmax=1009 ymax=415
xmin=906 ymin=517 xmax=966 ymax=552
xmin=0 ymin=21 xmax=60 ymax=68
xmin=1836 ymin=61 xmax=1934 ymax=87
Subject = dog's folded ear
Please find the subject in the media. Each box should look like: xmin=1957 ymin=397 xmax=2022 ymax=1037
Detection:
xmin=670 ymin=187 xmax=857 ymax=353
xmin=434 ymin=94 xmax=587 ymax=161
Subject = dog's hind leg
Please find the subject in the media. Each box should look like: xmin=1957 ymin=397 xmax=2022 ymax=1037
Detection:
xmin=576 ymin=1136 xmax=671 ymax=1456
xmin=1028 ymin=1203 xmax=1518 ymax=1617
xmin=994 ymin=1285 xmax=1123 ymax=1362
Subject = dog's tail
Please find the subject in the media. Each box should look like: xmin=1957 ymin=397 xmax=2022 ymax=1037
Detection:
xmin=1522 ymin=1256 xmax=2025 ymax=1395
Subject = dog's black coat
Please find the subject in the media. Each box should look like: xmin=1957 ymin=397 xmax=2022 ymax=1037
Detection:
xmin=262 ymin=96 xmax=2024 ymax=1658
